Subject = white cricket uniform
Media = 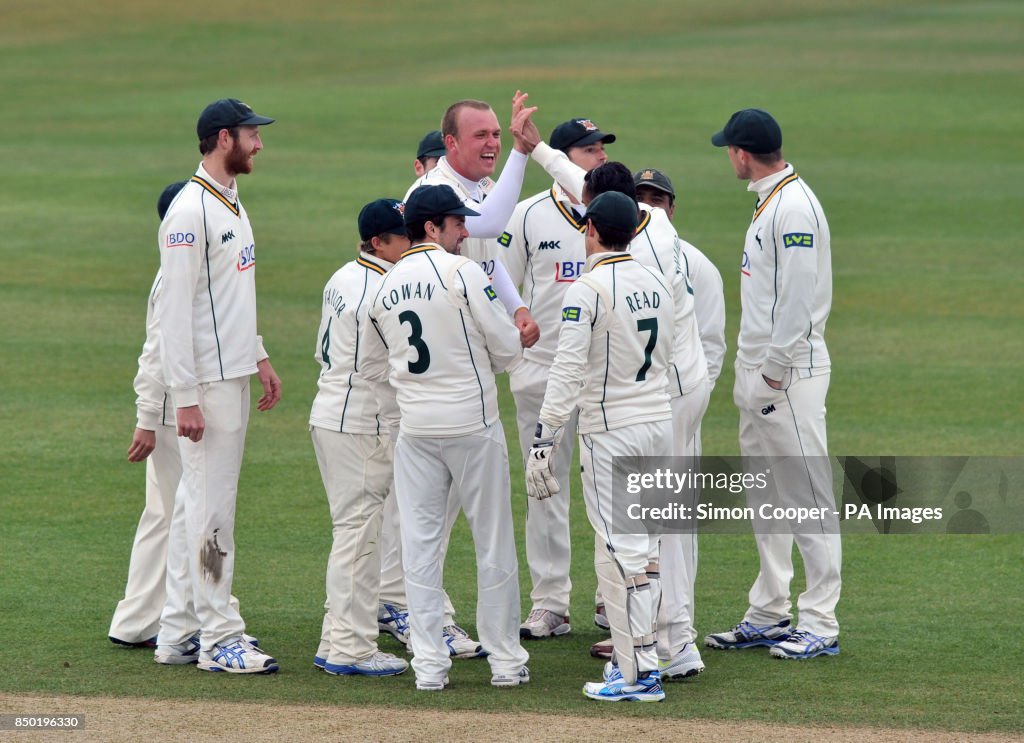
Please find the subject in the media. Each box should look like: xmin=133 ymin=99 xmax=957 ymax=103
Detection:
xmin=626 ymin=205 xmax=712 ymax=658
xmin=498 ymin=183 xmax=587 ymax=617
xmin=361 ymin=244 xmax=529 ymax=685
xmin=109 ymin=273 xmax=181 ymax=645
xmin=156 ymin=164 xmax=265 ymax=652
xmin=734 ymin=163 xmax=840 ymax=638
xmin=539 ymin=252 xmax=675 ymax=683
xmin=309 ymin=252 xmax=398 ymax=667
xmin=114 ymin=272 xmax=251 ymax=649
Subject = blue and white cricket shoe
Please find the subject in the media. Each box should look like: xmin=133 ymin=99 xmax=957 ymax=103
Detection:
xmin=198 ymin=637 xmax=279 ymax=674
xmin=769 ymin=630 xmax=839 ymax=660
xmin=323 ymin=651 xmax=408 ymax=677
xmin=583 ymin=670 xmax=665 ymax=702
xmin=154 ymin=633 xmax=201 ymax=665
xmin=704 ymin=619 xmax=792 ymax=650
xmin=377 ymin=603 xmax=410 ymax=647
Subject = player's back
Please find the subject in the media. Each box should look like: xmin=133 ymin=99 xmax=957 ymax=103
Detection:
xmin=564 ymin=253 xmax=675 ymax=433
xmin=367 ymin=245 xmax=519 ymax=437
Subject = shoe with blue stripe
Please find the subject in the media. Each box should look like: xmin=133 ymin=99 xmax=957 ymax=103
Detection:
xmin=583 ymin=670 xmax=665 ymax=702
xmin=704 ymin=619 xmax=792 ymax=650
xmin=198 ymin=638 xmax=279 ymax=674
xmin=154 ymin=633 xmax=201 ymax=665
xmin=323 ymin=651 xmax=408 ymax=677
xmin=377 ymin=604 xmax=410 ymax=647
xmin=769 ymin=630 xmax=839 ymax=660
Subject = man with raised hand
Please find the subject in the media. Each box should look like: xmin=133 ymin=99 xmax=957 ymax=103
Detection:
xmin=495 ymin=116 xmax=617 ymax=641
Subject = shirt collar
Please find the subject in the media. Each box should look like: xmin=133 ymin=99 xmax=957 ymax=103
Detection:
xmin=196 ymin=163 xmax=238 ymax=202
xmin=434 ymin=156 xmax=492 ymax=203
xmin=748 ymin=162 xmax=794 ymax=199
xmin=357 ymin=251 xmax=394 ymax=273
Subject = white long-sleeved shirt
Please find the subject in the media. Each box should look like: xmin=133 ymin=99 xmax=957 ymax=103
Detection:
xmin=496 ymin=183 xmax=587 ymax=366
xmin=135 ymin=273 xmax=174 ymax=431
xmin=136 ymin=269 xmax=267 ymax=428
xmin=678 ymin=239 xmax=726 ymax=385
xmin=157 ymin=164 xmax=263 ymax=407
xmin=738 ymin=164 xmax=832 ymax=380
xmin=361 ymin=244 xmax=521 ymax=437
xmin=309 ymin=252 xmax=397 ymax=435
xmin=540 ymin=252 xmax=674 ymax=434
xmin=629 ymin=204 xmax=708 ymax=398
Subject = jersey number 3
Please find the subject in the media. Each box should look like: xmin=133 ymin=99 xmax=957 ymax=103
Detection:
xmin=635 ymin=318 xmax=658 ymax=381
xmin=399 ymin=310 xmax=431 ymax=375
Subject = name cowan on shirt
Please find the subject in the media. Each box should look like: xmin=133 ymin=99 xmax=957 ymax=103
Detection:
xmin=380 ymin=281 xmax=435 ymax=310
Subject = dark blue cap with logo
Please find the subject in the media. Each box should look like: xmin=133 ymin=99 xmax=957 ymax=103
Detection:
xmin=550 ymin=117 xmax=616 ymax=152
xmin=404 ymin=185 xmax=480 ymax=224
xmin=711 ymin=108 xmax=782 ymax=154
xmin=358 ymin=199 xmax=407 ymax=241
xmin=197 ymin=98 xmax=275 ymax=139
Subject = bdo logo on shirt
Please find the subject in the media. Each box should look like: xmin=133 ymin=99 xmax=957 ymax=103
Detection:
xmin=237 ymin=243 xmax=256 ymax=271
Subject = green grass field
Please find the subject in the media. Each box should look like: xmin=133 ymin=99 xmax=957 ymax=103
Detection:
xmin=1 ymin=0 xmax=1022 ymax=735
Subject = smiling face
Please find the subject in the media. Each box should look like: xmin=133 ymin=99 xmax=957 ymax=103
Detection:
xmin=225 ymin=125 xmax=262 ymax=176
xmin=427 ymin=215 xmax=469 ymax=254
xmin=445 ymin=106 xmax=501 ymax=182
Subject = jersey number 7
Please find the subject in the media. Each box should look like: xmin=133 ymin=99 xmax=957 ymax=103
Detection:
xmin=635 ymin=318 xmax=658 ymax=381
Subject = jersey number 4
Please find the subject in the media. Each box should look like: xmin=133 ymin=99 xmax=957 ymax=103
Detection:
xmin=399 ymin=310 xmax=431 ymax=375
xmin=635 ymin=318 xmax=658 ymax=381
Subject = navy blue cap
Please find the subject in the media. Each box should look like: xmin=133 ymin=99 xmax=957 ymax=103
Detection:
xmin=358 ymin=199 xmax=407 ymax=241
xmin=550 ymin=118 xmax=616 ymax=152
xmin=197 ymin=98 xmax=275 ymax=139
xmin=404 ymin=185 xmax=480 ymax=224
xmin=711 ymin=108 xmax=782 ymax=154
xmin=157 ymin=180 xmax=188 ymax=220
xmin=586 ymin=191 xmax=639 ymax=233
xmin=416 ymin=130 xmax=446 ymax=159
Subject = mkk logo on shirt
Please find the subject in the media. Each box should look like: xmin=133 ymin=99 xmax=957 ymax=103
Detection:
xmin=237 ymin=243 xmax=256 ymax=271
xmin=537 ymin=240 xmax=561 ymax=250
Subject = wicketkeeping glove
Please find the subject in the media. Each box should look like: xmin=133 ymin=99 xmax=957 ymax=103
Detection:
xmin=526 ymin=421 xmax=562 ymax=500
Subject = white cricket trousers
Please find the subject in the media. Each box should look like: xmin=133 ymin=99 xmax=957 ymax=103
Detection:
xmin=658 ymin=377 xmax=711 ymax=656
xmin=509 ymin=358 xmax=579 ymax=616
xmin=378 ymin=477 xmax=460 ymax=621
xmin=171 ymin=377 xmax=251 ymax=652
xmin=581 ymin=420 xmax=672 ymax=682
xmin=109 ymin=424 xmax=180 ymax=644
xmin=311 ymin=427 xmax=391 ymax=664
xmin=734 ymin=363 xmax=841 ymax=638
xmin=393 ymin=425 xmax=529 ymax=684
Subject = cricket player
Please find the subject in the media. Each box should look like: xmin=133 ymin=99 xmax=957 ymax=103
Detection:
xmin=704 ymin=108 xmax=841 ymax=660
xmin=112 ymin=181 xmax=256 ymax=660
xmin=310 ymin=199 xmax=411 ymax=678
xmin=496 ymin=117 xmax=617 ymax=640
xmin=156 ymin=98 xmax=281 ymax=674
xmin=361 ymin=184 xmax=530 ymax=691
xmin=526 ymin=191 xmax=675 ymax=702
xmin=413 ymin=129 xmax=446 ymax=177
xmin=580 ymin=163 xmax=710 ymax=681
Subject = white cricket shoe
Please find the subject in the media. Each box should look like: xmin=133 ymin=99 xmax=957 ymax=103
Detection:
xmin=154 ymin=633 xmax=201 ymax=665
xmin=323 ymin=650 xmax=408 ymax=677
xmin=519 ymin=609 xmax=571 ymax=639
xmin=594 ymin=603 xmax=610 ymax=630
xmin=659 ymin=642 xmax=705 ymax=680
xmin=197 ymin=637 xmax=279 ymax=674
xmin=443 ymin=624 xmax=486 ymax=658
xmin=491 ymin=666 xmax=530 ymax=687
xmin=769 ymin=630 xmax=839 ymax=660
xmin=415 ymin=675 xmax=450 ymax=691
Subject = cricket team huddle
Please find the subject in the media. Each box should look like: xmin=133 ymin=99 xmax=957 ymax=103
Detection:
xmin=110 ymin=91 xmax=841 ymax=703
